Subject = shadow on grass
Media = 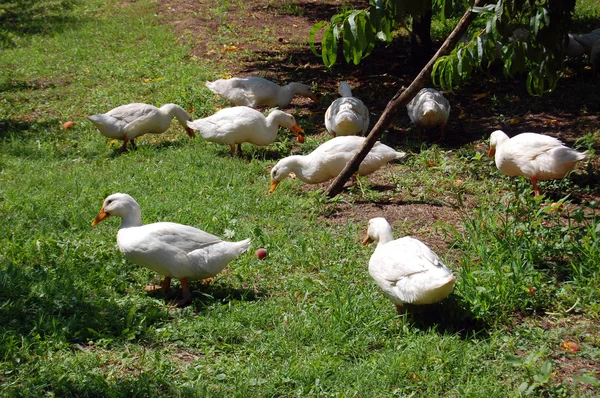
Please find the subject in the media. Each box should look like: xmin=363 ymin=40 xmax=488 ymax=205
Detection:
xmin=0 ymin=118 xmax=61 ymax=140
xmin=404 ymin=294 xmax=489 ymax=338
xmin=0 ymin=262 xmax=169 ymax=351
xmin=0 ymin=0 xmax=85 ymax=49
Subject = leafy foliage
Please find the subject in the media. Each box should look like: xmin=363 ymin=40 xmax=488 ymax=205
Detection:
xmin=309 ymin=0 xmax=430 ymax=68
xmin=434 ymin=0 xmax=576 ymax=95
xmin=311 ymin=0 xmax=576 ymax=95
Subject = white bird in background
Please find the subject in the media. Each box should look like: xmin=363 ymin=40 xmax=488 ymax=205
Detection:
xmin=88 ymin=103 xmax=194 ymax=152
xmin=186 ymin=106 xmax=304 ymax=156
xmin=205 ymin=76 xmax=317 ymax=108
xmin=488 ymin=130 xmax=587 ymax=197
xmin=324 ymin=81 xmax=370 ymax=137
xmin=269 ymin=135 xmax=406 ymax=192
xmin=362 ymin=217 xmax=456 ymax=314
xmin=406 ymin=88 xmax=451 ymax=142
xmin=92 ymin=193 xmax=251 ymax=307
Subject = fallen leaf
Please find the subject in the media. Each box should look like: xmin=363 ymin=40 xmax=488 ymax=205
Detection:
xmin=560 ymin=340 xmax=580 ymax=354
xmin=63 ymin=121 xmax=75 ymax=130
xmin=509 ymin=118 xmax=521 ymax=125
xmin=454 ymin=179 xmax=463 ymax=186
xmin=513 ymin=96 xmax=520 ymax=102
xmin=222 ymin=45 xmax=239 ymax=52
xmin=473 ymin=93 xmax=487 ymax=100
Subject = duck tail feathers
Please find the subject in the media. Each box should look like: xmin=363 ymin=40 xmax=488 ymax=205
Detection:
xmin=236 ymin=238 xmax=252 ymax=254
xmin=395 ymin=151 xmax=408 ymax=160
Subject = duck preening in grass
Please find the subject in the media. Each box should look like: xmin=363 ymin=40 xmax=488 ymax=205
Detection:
xmin=488 ymin=130 xmax=587 ymax=197
xmin=92 ymin=193 xmax=251 ymax=307
xmin=324 ymin=81 xmax=370 ymax=137
xmin=269 ymin=135 xmax=406 ymax=192
xmin=205 ymin=76 xmax=317 ymax=108
xmin=186 ymin=106 xmax=304 ymax=156
xmin=88 ymin=103 xmax=194 ymax=152
xmin=406 ymin=88 xmax=450 ymax=142
xmin=362 ymin=217 xmax=456 ymax=314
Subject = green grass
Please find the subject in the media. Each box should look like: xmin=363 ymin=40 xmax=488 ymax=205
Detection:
xmin=1 ymin=0 xmax=599 ymax=396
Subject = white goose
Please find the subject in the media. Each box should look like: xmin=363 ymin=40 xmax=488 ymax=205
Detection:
xmin=406 ymin=88 xmax=450 ymax=142
xmin=362 ymin=217 xmax=456 ymax=314
xmin=269 ymin=136 xmax=406 ymax=192
xmin=205 ymin=77 xmax=317 ymax=108
xmin=488 ymin=130 xmax=587 ymax=197
xmin=324 ymin=81 xmax=370 ymax=137
xmin=92 ymin=193 xmax=251 ymax=307
xmin=88 ymin=103 xmax=194 ymax=152
xmin=186 ymin=106 xmax=304 ymax=156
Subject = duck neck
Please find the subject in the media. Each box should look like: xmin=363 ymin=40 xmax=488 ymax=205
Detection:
xmin=279 ymin=83 xmax=306 ymax=105
xmin=119 ymin=207 xmax=143 ymax=229
xmin=279 ymin=155 xmax=312 ymax=182
xmin=338 ymin=82 xmax=353 ymax=98
xmin=376 ymin=225 xmax=395 ymax=246
xmin=161 ymin=104 xmax=190 ymax=127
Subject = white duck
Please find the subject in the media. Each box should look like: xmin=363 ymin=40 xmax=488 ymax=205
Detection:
xmin=186 ymin=106 xmax=304 ymax=156
xmin=362 ymin=217 xmax=456 ymax=314
xmin=88 ymin=103 xmax=194 ymax=152
xmin=324 ymin=81 xmax=370 ymax=137
xmin=205 ymin=77 xmax=317 ymax=108
xmin=92 ymin=193 xmax=251 ymax=307
xmin=269 ymin=136 xmax=406 ymax=192
xmin=488 ymin=130 xmax=587 ymax=197
xmin=406 ymin=88 xmax=450 ymax=142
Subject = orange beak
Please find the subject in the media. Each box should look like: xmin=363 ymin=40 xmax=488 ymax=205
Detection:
xmin=186 ymin=127 xmax=195 ymax=137
xmin=291 ymin=125 xmax=304 ymax=143
xmin=269 ymin=180 xmax=279 ymax=193
xmin=361 ymin=235 xmax=373 ymax=246
xmin=487 ymin=147 xmax=495 ymax=157
xmin=92 ymin=208 xmax=109 ymax=226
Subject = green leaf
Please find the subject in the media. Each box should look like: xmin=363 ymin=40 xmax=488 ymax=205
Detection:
xmin=572 ymin=374 xmax=600 ymax=386
xmin=322 ymin=26 xmax=338 ymax=68
xmin=309 ymin=21 xmax=328 ymax=57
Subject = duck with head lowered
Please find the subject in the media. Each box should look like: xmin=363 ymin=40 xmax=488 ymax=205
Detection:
xmin=92 ymin=193 xmax=251 ymax=307
xmin=88 ymin=103 xmax=195 ymax=152
xmin=187 ymin=106 xmax=304 ymax=156
xmin=325 ymin=81 xmax=370 ymax=137
xmin=406 ymin=88 xmax=450 ymax=142
xmin=362 ymin=217 xmax=456 ymax=314
xmin=488 ymin=130 xmax=587 ymax=197
xmin=205 ymin=76 xmax=317 ymax=108
xmin=269 ymin=135 xmax=406 ymax=192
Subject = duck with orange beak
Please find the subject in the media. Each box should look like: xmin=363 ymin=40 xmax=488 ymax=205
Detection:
xmin=92 ymin=193 xmax=251 ymax=307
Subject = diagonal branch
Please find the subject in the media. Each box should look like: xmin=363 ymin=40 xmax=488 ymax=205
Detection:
xmin=325 ymin=0 xmax=486 ymax=197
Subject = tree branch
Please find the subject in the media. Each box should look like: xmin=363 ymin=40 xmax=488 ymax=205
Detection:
xmin=325 ymin=0 xmax=486 ymax=198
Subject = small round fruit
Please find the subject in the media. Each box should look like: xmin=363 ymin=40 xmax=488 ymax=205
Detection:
xmin=256 ymin=248 xmax=268 ymax=259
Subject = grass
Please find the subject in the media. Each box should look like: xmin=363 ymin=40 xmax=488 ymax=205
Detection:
xmin=1 ymin=0 xmax=599 ymax=396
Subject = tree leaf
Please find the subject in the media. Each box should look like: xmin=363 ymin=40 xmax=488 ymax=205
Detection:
xmin=309 ymin=21 xmax=328 ymax=57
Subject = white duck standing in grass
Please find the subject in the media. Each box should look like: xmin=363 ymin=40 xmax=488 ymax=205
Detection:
xmin=186 ymin=106 xmax=305 ymax=156
xmin=269 ymin=136 xmax=406 ymax=192
xmin=88 ymin=103 xmax=195 ymax=152
xmin=406 ymin=88 xmax=450 ymax=142
xmin=92 ymin=193 xmax=251 ymax=307
xmin=488 ymin=130 xmax=587 ymax=197
xmin=362 ymin=217 xmax=456 ymax=314
xmin=325 ymin=81 xmax=370 ymax=137
xmin=205 ymin=76 xmax=317 ymax=108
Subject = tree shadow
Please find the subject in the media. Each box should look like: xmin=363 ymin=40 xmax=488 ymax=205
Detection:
xmin=0 ymin=118 xmax=60 ymax=140
xmin=0 ymin=0 xmax=85 ymax=49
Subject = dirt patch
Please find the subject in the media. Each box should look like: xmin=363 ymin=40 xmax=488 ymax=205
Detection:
xmin=158 ymin=0 xmax=600 ymax=148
